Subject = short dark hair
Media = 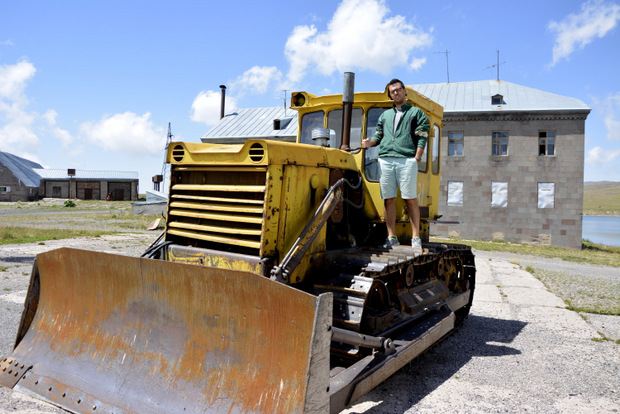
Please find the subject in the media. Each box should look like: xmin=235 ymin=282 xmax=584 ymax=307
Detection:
xmin=387 ymin=78 xmax=405 ymax=99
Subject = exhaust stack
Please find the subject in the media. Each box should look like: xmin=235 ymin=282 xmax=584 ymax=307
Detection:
xmin=340 ymin=72 xmax=355 ymax=150
xmin=219 ymin=85 xmax=226 ymax=119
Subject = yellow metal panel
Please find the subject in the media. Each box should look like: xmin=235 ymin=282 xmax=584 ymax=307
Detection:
xmin=167 ymin=228 xmax=262 ymax=249
xmin=168 ymin=221 xmax=262 ymax=237
xmin=170 ymin=194 xmax=264 ymax=205
xmin=171 ymin=183 xmax=265 ymax=193
xmin=168 ymin=208 xmax=263 ymax=224
xmin=169 ymin=201 xmax=264 ymax=215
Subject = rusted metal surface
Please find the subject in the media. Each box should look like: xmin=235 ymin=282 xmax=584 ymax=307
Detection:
xmin=7 ymin=248 xmax=331 ymax=413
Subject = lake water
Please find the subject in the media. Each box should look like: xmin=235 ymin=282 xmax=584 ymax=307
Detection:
xmin=582 ymin=216 xmax=620 ymax=247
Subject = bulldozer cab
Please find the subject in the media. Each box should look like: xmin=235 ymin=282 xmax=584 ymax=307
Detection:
xmin=291 ymin=85 xmax=443 ymax=242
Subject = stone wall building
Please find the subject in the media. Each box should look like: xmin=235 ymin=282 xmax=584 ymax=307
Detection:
xmin=0 ymin=151 xmax=43 ymax=201
xmin=0 ymin=151 xmax=139 ymax=202
xmin=414 ymin=81 xmax=590 ymax=249
xmin=35 ymin=169 xmax=139 ymax=201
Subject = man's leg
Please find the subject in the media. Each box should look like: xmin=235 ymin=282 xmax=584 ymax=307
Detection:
xmin=405 ymin=198 xmax=420 ymax=238
xmin=384 ymin=197 xmax=397 ymax=237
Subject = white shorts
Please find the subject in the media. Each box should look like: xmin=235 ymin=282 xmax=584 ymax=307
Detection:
xmin=379 ymin=157 xmax=418 ymax=200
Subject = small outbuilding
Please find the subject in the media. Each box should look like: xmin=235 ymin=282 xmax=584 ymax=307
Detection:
xmin=35 ymin=169 xmax=139 ymax=201
xmin=0 ymin=151 xmax=43 ymax=201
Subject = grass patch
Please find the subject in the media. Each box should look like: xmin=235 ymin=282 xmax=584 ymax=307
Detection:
xmin=432 ymin=237 xmax=620 ymax=268
xmin=0 ymin=226 xmax=112 ymax=245
xmin=583 ymin=182 xmax=620 ymax=216
xmin=531 ymin=268 xmax=620 ymax=316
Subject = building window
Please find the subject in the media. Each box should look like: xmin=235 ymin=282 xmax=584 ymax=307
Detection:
xmin=448 ymin=132 xmax=463 ymax=156
xmin=492 ymin=94 xmax=504 ymax=105
xmin=492 ymin=132 xmax=508 ymax=156
xmin=447 ymin=181 xmax=463 ymax=206
xmin=432 ymin=124 xmax=440 ymax=174
xmin=539 ymin=131 xmax=555 ymax=156
xmin=0 ymin=186 xmax=10 ymax=192
xmin=538 ymin=183 xmax=555 ymax=208
xmin=492 ymin=182 xmax=508 ymax=207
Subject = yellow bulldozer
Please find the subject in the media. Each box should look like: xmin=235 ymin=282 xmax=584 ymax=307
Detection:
xmin=1 ymin=74 xmax=475 ymax=413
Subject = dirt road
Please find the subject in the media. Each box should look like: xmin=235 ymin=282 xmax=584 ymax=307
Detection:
xmin=1 ymin=236 xmax=618 ymax=413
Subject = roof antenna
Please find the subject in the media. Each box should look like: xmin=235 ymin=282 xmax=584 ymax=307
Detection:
xmin=275 ymin=90 xmax=288 ymax=116
xmin=485 ymin=49 xmax=506 ymax=81
xmin=435 ymin=49 xmax=450 ymax=83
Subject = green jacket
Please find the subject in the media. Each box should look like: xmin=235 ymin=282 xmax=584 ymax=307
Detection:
xmin=371 ymin=103 xmax=429 ymax=158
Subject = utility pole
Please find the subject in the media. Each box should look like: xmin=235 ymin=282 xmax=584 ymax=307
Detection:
xmin=435 ymin=49 xmax=450 ymax=83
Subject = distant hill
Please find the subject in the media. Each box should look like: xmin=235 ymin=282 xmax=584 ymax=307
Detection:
xmin=583 ymin=182 xmax=620 ymax=216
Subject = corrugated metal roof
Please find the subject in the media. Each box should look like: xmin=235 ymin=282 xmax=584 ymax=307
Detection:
xmin=201 ymin=107 xmax=297 ymax=140
xmin=34 ymin=169 xmax=139 ymax=180
xmin=412 ymin=80 xmax=590 ymax=112
xmin=0 ymin=151 xmax=43 ymax=187
xmin=200 ymin=80 xmax=590 ymax=141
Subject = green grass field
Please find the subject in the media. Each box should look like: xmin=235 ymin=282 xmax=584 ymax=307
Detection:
xmin=583 ymin=181 xmax=620 ymax=216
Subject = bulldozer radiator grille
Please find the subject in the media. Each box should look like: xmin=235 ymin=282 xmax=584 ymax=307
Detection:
xmin=166 ymin=166 xmax=267 ymax=253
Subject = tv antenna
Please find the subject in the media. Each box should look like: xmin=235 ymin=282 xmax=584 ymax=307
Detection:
xmin=275 ymin=90 xmax=288 ymax=116
xmin=156 ymin=122 xmax=173 ymax=192
xmin=485 ymin=50 xmax=506 ymax=81
xmin=435 ymin=49 xmax=450 ymax=83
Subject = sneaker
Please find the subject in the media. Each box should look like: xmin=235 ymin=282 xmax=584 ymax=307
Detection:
xmin=384 ymin=236 xmax=400 ymax=247
xmin=411 ymin=237 xmax=422 ymax=255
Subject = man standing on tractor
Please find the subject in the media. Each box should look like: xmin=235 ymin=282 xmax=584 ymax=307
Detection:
xmin=362 ymin=78 xmax=429 ymax=254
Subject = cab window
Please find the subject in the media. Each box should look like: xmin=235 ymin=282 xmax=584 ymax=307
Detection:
xmin=432 ymin=124 xmax=440 ymax=174
xmin=299 ymin=111 xmax=325 ymax=145
xmin=364 ymin=107 xmax=386 ymax=181
xmin=327 ymin=108 xmax=363 ymax=149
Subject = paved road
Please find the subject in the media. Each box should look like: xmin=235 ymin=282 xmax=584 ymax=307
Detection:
xmin=1 ymin=240 xmax=618 ymax=413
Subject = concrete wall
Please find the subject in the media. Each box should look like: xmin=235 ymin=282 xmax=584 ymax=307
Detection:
xmin=432 ymin=110 xmax=587 ymax=249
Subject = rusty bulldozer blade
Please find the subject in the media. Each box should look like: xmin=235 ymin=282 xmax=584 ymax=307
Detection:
xmin=1 ymin=248 xmax=332 ymax=413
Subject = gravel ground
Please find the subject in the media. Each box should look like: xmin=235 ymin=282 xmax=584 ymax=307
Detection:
xmin=0 ymin=237 xmax=618 ymax=413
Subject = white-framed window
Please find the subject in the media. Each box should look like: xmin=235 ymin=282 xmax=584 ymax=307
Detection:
xmin=492 ymin=131 xmax=508 ymax=156
xmin=539 ymin=131 xmax=555 ymax=156
xmin=538 ymin=183 xmax=555 ymax=208
xmin=448 ymin=132 xmax=463 ymax=156
xmin=491 ymin=182 xmax=508 ymax=207
xmin=0 ymin=186 xmax=10 ymax=192
xmin=447 ymin=181 xmax=463 ymax=206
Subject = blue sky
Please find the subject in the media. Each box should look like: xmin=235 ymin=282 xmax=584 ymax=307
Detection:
xmin=1 ymin=0 xmax=619 ymax=192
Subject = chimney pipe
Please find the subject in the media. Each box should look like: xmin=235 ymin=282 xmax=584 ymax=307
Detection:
xmin=340 ymin=72 xmax=355 ymax=151
xmin=219 ymin=85 xmax=226 ymax=119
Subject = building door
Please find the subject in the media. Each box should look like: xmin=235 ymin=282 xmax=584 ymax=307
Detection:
xmin=52 ymin=186 xmax=61 ymax=198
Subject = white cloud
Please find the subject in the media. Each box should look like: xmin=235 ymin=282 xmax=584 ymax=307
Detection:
xmin=0 ymin=60 xmax=35 ymax=101
xmin=79 ymin=112 xmax=166 ymax=156
xmin=602 ymin=93 xmax=620 ymax=141
xmin=586 ymin=145 xmax=620 ymax=165
xmin=190 ymin=89 xmax=238 ymax=127
xmin=232 ymin=66 xmax=282 ymax=95
xmin=0 ymin=60 xmax=39 ymax=154
xmin=283 ymin=0 xmax=432 ymax=86
xmin=548 ymin=0 xmax=620 ymax=67
xmin=43 ymin=109 xmax=74 ymax=147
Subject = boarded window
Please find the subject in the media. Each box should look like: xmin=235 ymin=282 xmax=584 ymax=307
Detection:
xmin=492 ymin=182 xmax=508 ymax=207
xmin=538 ymin=183 xmax=555 ymax=208
xmin=447 ymin=181 xmax=463 ymax=206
